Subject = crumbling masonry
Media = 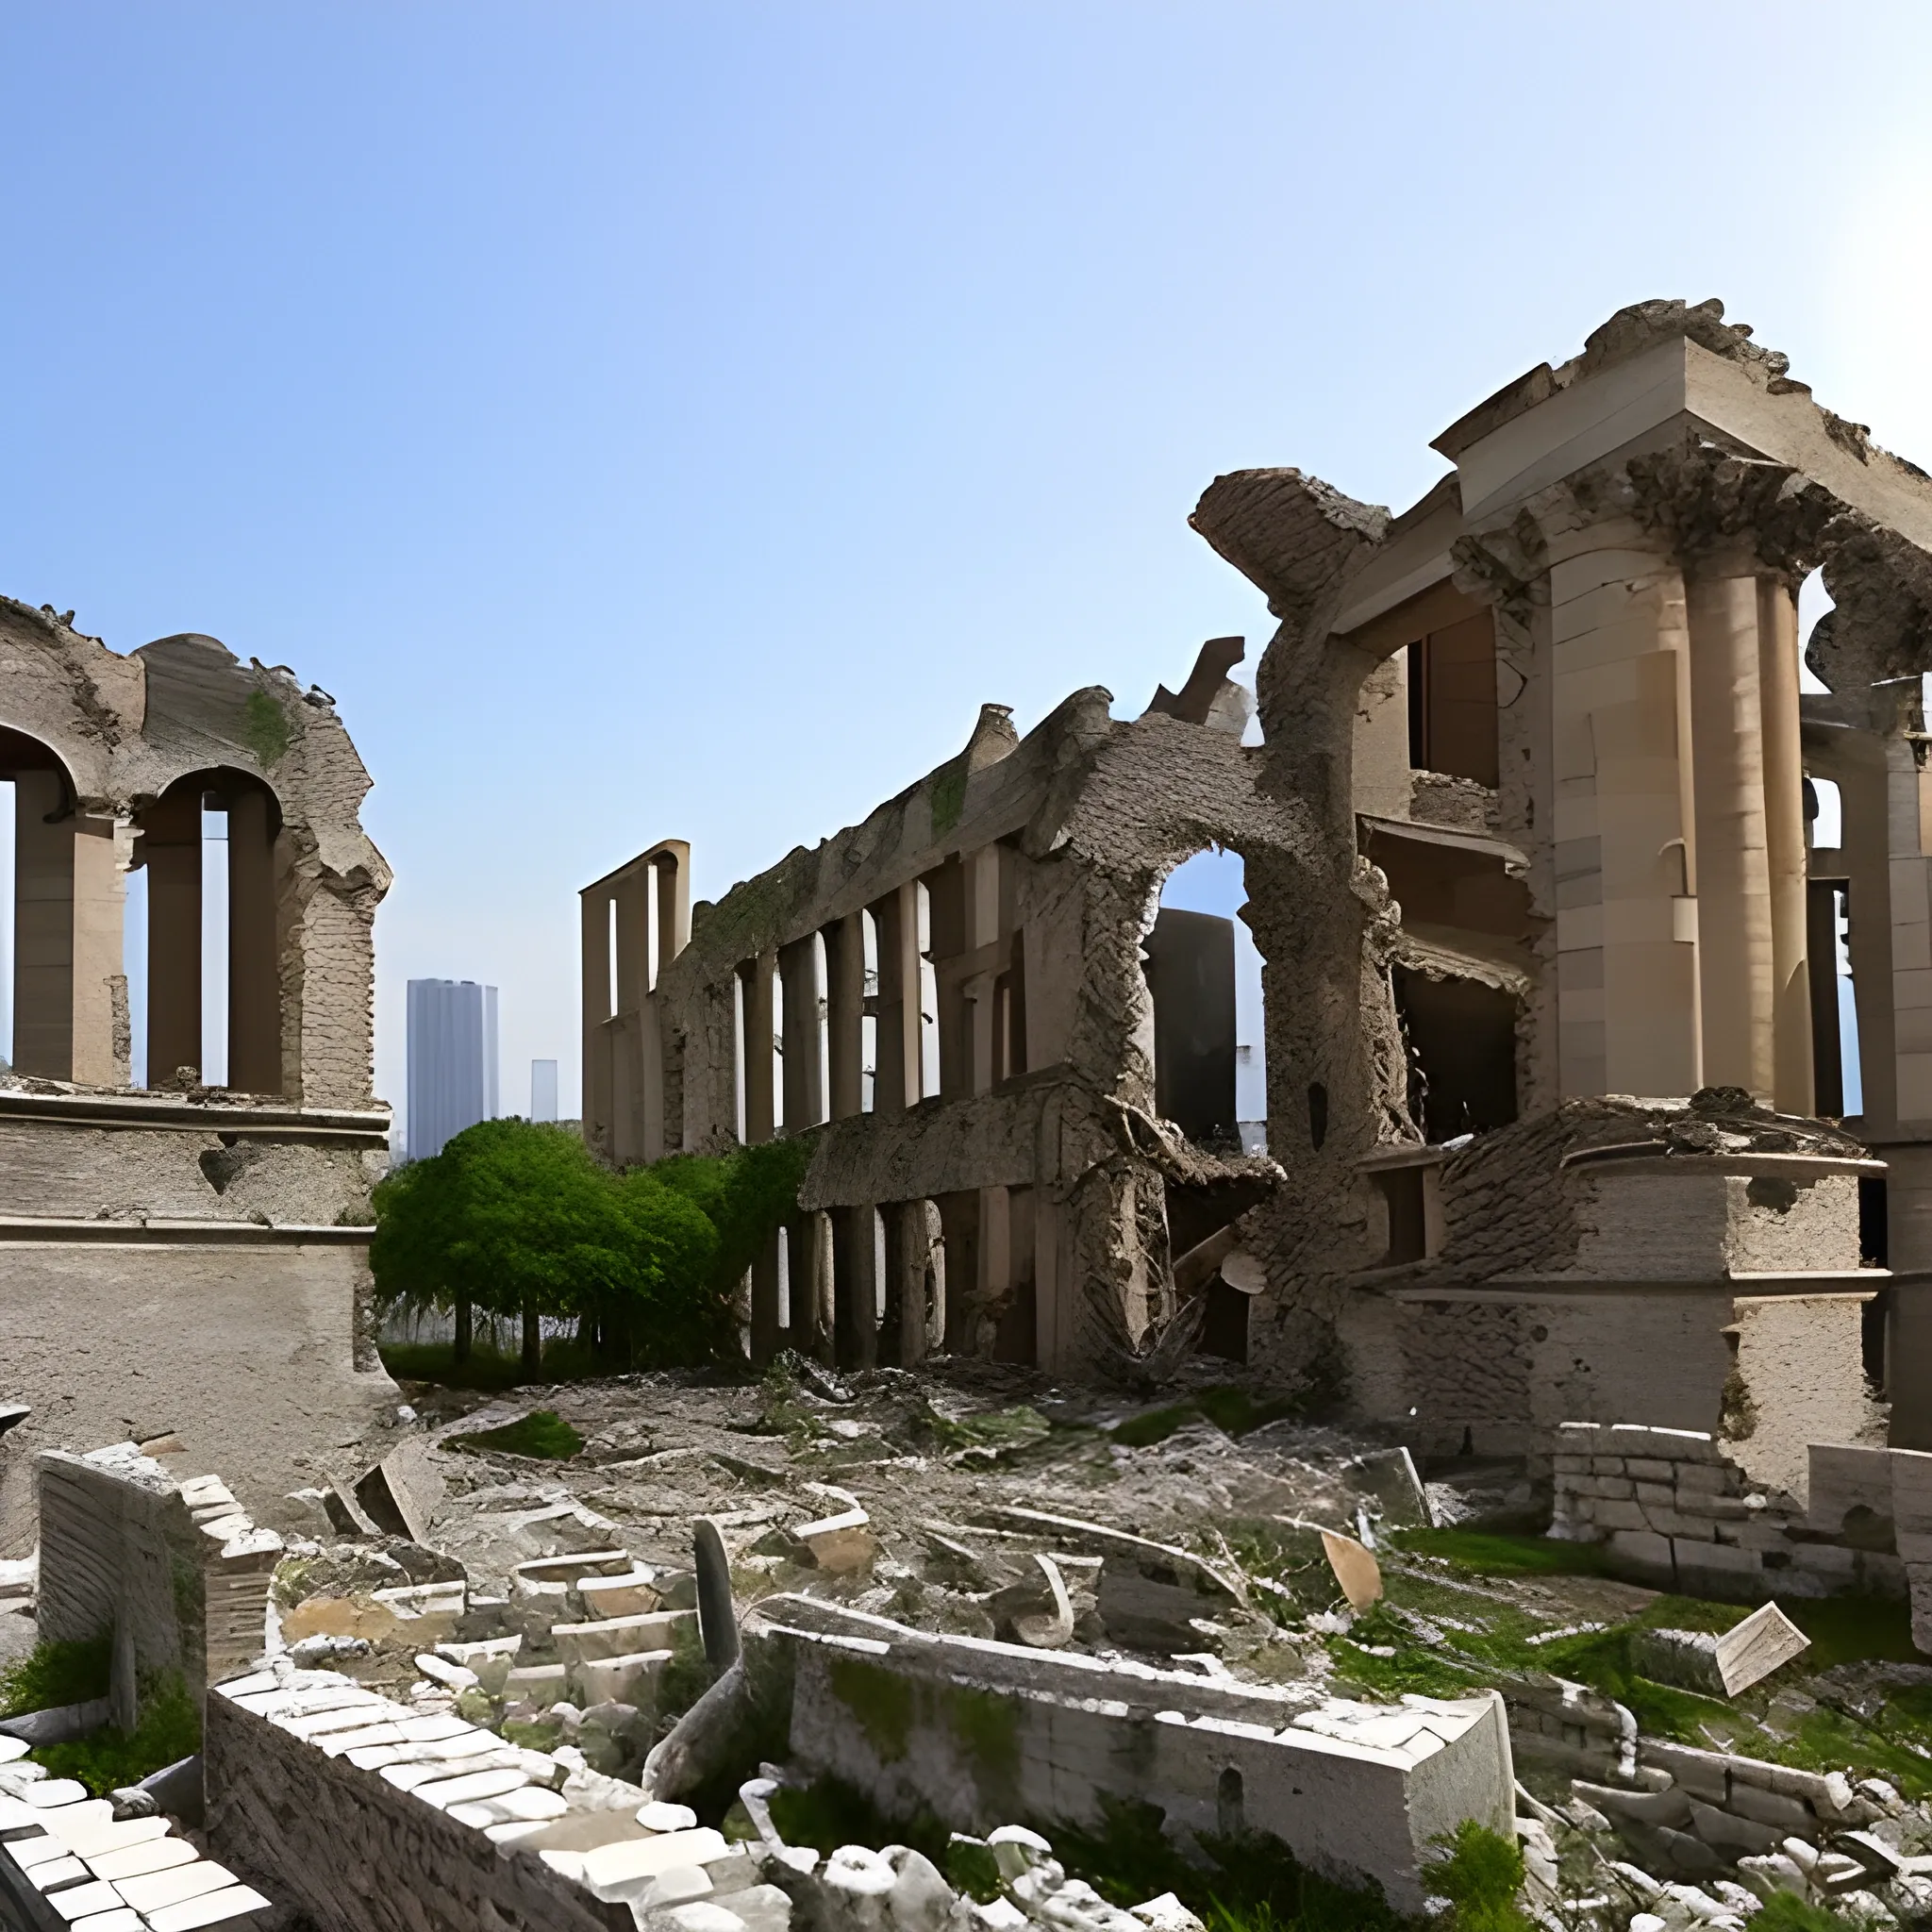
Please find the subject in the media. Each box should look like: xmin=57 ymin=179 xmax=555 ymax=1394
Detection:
xmin=0 ymin=609 xmax=394 ymax=1548
xmin=587 ymin=299 xmax=1932 ymax=1493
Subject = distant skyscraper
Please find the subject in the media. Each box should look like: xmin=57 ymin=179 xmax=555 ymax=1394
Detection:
xmin=407 ymin=979 xmax=499 ymax=1160
xmin=530 ymin=1058 xmax=558 ymax=1124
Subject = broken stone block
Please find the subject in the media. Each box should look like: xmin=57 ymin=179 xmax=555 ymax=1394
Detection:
xmin=351 ymin=1438 xmax=446 ymax=1546
xmin=794 ymin=1506 xmax=874 ymax=1574
xmin=578 ymin=1568 xmax=661 ymax=1620
xmin=1319 ymin=1529 xmax=1382 ymax=1611
xmin=556 ymin=1609 xmax=697 ymax=1666
xmin=575 ymin=1649 xmax=675 ymax=1709
xmin=514 ymin=1551 xmax=635 ymax=1589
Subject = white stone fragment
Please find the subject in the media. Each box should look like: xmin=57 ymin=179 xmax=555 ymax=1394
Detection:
xmin=663 ymin=1907 xmax=746 ymax=1932
xmin=118 ymin=1862 xmax=242 ymax=1914
xmin=49 ymin=1881 xmax=125 ymax=1922
xmin=66 ymin=1910 xmax=142 ymax=1932
xmin=409 ymin=1767 xmax=531 ymax=1810
xmin=7 ymin=1834 xmax=73 ymax=1869
xmin=86 ymin=1838 xmax=201 ymax=1883
xmin=1130 ymin=1895 xmax=1206 ymax=1932
xmin=582 ymin=1828 xmax=733 ymax=1897
xmin=414 ymin=1653 xmax=478 ymax=1690
xmin=28 ymin=1854 xmax=91 ymax=1889
xmin=0 ymin=1737 xmax=30 ymax=1762
xmin=142 ymin=1886 xmax=275 ymax=1932
xmin=639 ymin=1802 xmax=701 ymax=1833
xmin=22 ymin=1779 xmax=92 ymax=1808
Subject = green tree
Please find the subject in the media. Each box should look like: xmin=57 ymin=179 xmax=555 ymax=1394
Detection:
xmin=375 ymin=1119 xmax=715 ymax=1373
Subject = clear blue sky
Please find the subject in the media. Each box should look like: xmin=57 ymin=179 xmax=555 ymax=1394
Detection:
xmin=3 ymin=4 xmax=1930 ymax=1130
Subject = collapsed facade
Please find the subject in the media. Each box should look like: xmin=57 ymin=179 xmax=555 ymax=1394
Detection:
xmin=0 ymin=605 xmax=394 ymax=1548
xmin=586 ymin=299 xmax=1932 ymax=1491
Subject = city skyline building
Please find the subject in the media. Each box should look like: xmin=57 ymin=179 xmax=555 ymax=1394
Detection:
xmin=406 ymin=977 xmax=498 ymax=1160
xmin=530 ymin=1058 xmax=558 ymax=1123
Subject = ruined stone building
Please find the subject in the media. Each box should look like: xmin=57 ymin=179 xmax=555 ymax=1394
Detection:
xmin=584 ymin=300 xmax=1932 ymax=1498
xmin=0 ymin=606 xmax=394 ymax=1547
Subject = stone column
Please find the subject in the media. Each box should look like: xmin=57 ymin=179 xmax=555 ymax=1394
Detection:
xmin=226 ymin=788 xmax=280 ymax=1094
xmin=1758 ymin=580 xmax=1814 ymax=1114
xmin=825 ymin=913 xmax=865 ymax=1120
xmin=968 ymin=845 xmax=1002 ymax=1096
xmin=1686 ymin=566 xmax=1775 ymax=1099
xmin=143 ymin=786 xmax=203 ymax=1088
xmin=741 ymin=953 xmax=780 ymax=1361
xmin=778 ymin=936 xmax=824 ymax=1131
xmin=12 ymin=771 xmax=74 ymax=1079
xmin=831 ymin=1205 xmax=878 ymax=1370
xmin=869 ymin=893 xmax=908 ymax=1112
xmin=69 ymin=817 xmax=128 ymax=1088
xmin=1548 ymin=525 xmax=1702 ymax=1097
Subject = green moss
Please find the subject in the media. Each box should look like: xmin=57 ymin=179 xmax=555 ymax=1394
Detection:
xmin=0 ymin=1636 xmax=110 ymax=1718
xmin=930 ymin=758 xmax=969 ymax=838
xmin=1750 ymin=1894 xmax=1860 ymax=1931
xmin=1112 ymin=1389 xmax=1304 ymax=1449
xmin=949 ymin=1683 xmax=1022 ymax=1803
xmin=828 ymin=1656 xmax=915 ymax=1763
xmin=446 ymin=1408 xmax=584 ymax=1459
xmin=926 ymin=1405 xmax=1053 ymax=1455
xmin=34 ymin=1674 xmax=201 ymax=1798
xmin=1391 ymin=1529 xmax=1615 ymax=1577
xmin=242 ymin=689 xmax=291 ymax=769
xmin=502 ymin=1718 xmax=564 ymax=1751
xmin=1426 ymin=1823 xmax=1531 ymax=1932
xmin=945 ymin=1836 xmax=1005 ymax=1902
xmin=1051 ymin=1799 xmax=1404 ymax=1932
xmin=768 ymin=1774 xmax=949 ymax=1868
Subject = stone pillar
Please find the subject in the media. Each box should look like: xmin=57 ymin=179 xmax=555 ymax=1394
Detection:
xmin=831 ymin=1205 xmax=878 ymax=1370
xmin=825 ymin=914 xmax=865 ymax=1121
xmin=968 ymin=845 xmax=1002 ymax=1096
xmin=69 ymin=817 xmax=127 ymax=1087
xmin=937 ymin=1191 xmax=979 ymax=1354
xmin=870 ymin=893 xmax=908 ymax=1113
xmin=226 ymin=788 xmax=280 ymax=1094
xmin=1758 ymin=580 xmax=1814 ymax=1114
xmin=12 ymin=771 xmax=73 ymax=1079
xmin=741 ymin=954 xmax=776 ymax=1141
xmin=1687 ymin=567 xmax=1775 ymax=1099
xmin=143 ymin=786 xmax=203 ymax=1088
xmin=742 ymin=953 xmax=781 ymax=1363
xmin=1549 ymin=528 xmax=1701 ymax=1098
xmin=779 ymin=937 xmax=824 ymax=1132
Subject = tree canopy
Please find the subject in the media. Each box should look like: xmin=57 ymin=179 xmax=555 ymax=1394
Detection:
xmin=371 ymin=1119 xmax=809 ymax=1372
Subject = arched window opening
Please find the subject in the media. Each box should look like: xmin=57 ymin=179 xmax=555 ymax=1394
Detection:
xmin=134 ymin=770 xmax=281 ymax=1094
xmin=1147 ymin=847 xmax=1265 ymax=1154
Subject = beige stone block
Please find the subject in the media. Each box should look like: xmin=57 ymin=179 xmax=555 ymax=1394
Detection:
xmin=572 ymin=1649 xmax=674 ymax=1708
xmin=1558 ymin=905 xmax=1605 ymax=950
xmin=1626 ymin=1458 xmax=1676 ymax=1482
xmin=577 ymin=1570 xmax=661 ymax=1620
xmin=1607 ymin=1528 xmax=1674 ymax=1583
xmin=553 ymin=1609 xmax=695 ymax=1665
xmin=1897 ymin=968 xmax=1932 ymax=1011
xmin=1634 ymin=1481 xmax=1674 ymax=1506
xmin=1898 ymin=1056 xmax=1932 ymax=1124
xmin=1593 ymin=1499 xmax=1646 ymax=1531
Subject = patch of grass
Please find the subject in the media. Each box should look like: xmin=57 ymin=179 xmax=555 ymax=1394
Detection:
xmin=1427 ymin=1823 xmax=1530 ymax=1932
xmin=926 ymin=1405 xmax=1053 ymax=1456
xmin=1391 ymin=1528 xmax=1614 ymax=1578
xmin=0 ymin=1637 xmax=110 ymax=1718
xmin=446 ymin=1408 xmax=584 ymax=1460
xmin=1111 ymin=1389 xmax=1303 ymax=1450
xmin=34 ymin=1675 xmax=201 ymax=1798
xmin=767 ymin=1774 xmax=949 ymax=1869
xmin=1053 ymin=1798 xmax=1404 ymax=1932
xmin=1751 ymin=1893 xmax=1859 ymax=1931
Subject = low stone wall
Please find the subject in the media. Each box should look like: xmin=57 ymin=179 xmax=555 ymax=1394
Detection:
xmin=204 ymin=1673 xmax=616 ymax=1932
xmin=36 ymin=1444 xmax=282 ymax=1697
xmin=1549 ymin=1423 xmax=1913 ymax=1607
xmin=747 ymin=1593 xmax=1513 ymax=1918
